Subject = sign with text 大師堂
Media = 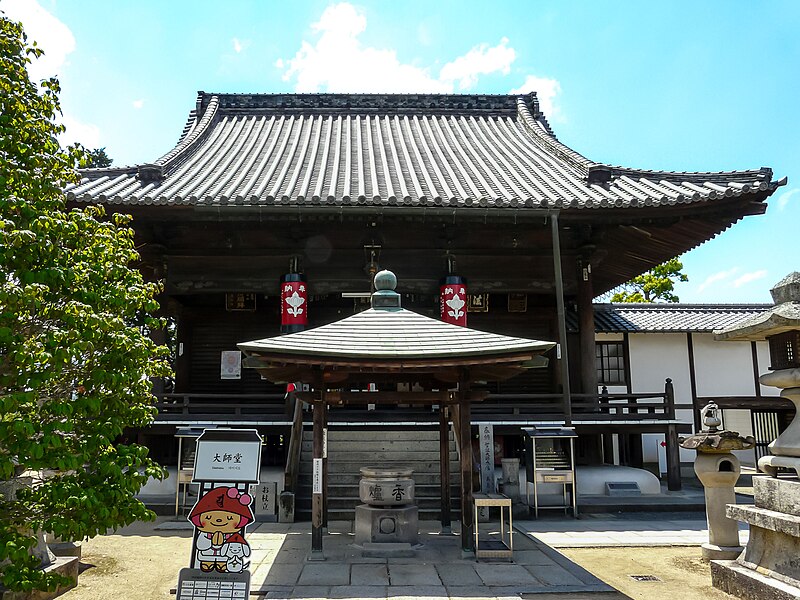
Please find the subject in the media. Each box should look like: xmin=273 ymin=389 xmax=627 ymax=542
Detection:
xmin=193 ymin=429 xmax=262 ymax=484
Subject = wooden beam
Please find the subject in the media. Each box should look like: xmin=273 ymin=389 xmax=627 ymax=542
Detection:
xmin=439 ymin=406 xmax=452 ymax=533
xmin=245 ymin=353 xmax=536 ymax=370
xmin=576 ymin=257 xmax=597 ymax=396
xmin=311 ymin=390 xmax=326 ymax=559
xmin=666 ymin=424 xmax=682 ymax=492
xmin=551 ymin=213 xmax=573 ymax=425
xmin=459 ymin=370 xmax=474 ymax=555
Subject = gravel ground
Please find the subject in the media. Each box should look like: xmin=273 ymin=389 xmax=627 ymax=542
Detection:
xmin=559 ymin=546 xmax=736 ymax=600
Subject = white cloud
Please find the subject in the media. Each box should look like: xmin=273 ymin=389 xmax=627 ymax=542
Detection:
xmin=734 ymin=270 xmax=768 ymax=288
xmin=3 ymin=0 xmax=103 ymax=150
xmin=439 ymin=38 xmax=516 ymax=90
xmin=509 ymin=75 xmax=563 ymax=122
xmin=58 ymin=115 xmax=101 ymax=148
xmin=232 ymin=37 xmax=250 ymax=54
xmin=2 ymin=0 xmax=75 ymax=82
xmin=278 ymin=3 xmax=527 ymax=95
xmin=132 ymin=99 xmax=144 ymax=109
xmin=776 ymin=187 xmax=800 ymax=211
xmin=697 ymin=267 xmax=739 ymax=293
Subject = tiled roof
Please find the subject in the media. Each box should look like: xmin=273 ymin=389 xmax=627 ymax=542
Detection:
xmin=239 ymin=305 xmax=554 ymax=360
xmin=573 ymin=303 xmax=772 ymax=333
xmin=66 ymin=92 xmax=781 ymax=209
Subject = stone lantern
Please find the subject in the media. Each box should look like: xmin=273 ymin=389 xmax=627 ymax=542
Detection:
xmin=711 ymin=271 xmax=800 ymax=599
xmin=680 ymin=402 xmax=754 ymax=560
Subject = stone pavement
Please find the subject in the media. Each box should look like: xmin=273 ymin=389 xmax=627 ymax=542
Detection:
xmin=516 ymin=511 xmax=750 ymax=548
xmin=244 ymin=520 xmax=620 ymax=599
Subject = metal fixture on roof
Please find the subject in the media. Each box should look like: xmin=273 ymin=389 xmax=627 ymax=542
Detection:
xmin=363 ymin=243 xmax=381 ymax=280
xmin=371 ymin=270 xmax=401 ymax=310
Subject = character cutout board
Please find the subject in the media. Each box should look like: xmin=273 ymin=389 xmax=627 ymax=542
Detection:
xmin=177 ymin=428 xmax=262 ymax=598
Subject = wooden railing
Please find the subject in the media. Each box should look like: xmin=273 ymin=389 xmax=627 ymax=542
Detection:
xmin=153 ymin=393 xmax=288 ymax=420
xmin=153 ymin=379 xmax=684 ymax=424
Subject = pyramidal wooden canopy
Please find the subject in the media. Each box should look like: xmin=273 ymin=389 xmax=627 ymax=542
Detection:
xmin=238 ymin=270 xmax=554 ymax=386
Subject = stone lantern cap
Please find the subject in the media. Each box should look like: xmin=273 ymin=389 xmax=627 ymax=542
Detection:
xmin=679 ymin=430 xmax=755 ymax=453
xmin=679 ymin=402 xmax=755 ymax=453
xmin=714 ymin=271 xmax=800 ymax=342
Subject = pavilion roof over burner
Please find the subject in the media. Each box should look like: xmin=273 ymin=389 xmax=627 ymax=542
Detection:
xmin=239 ymin=270 xmax=554 ymax=383
xmin=66 ymin=92 xmax=783 ymax=210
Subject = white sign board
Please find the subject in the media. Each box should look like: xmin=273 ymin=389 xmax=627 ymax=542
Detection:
xmin=220 ymin=350 xmax=242 ymax=380
xmin=478 ymin=422 xmax=496 ymax=493
xmin=312 ymin=458 xmax=323 ymax=494
xmin=193 ymin=429 xmax=262 ymax=483
xmin=252 ymin=481 xmax=277 ymax=519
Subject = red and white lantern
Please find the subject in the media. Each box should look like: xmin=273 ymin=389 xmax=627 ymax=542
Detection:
xmin=440 ymin=275 xmax=467 ymax=327
xmin=280 ymin=273 xmax=308 ymax=333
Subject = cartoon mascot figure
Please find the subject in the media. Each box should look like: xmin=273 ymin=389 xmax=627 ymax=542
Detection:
xmin=188 ymin=486 xmax=254 ymax=573
xmin=221 ymin=533 xmax=251 ymax=573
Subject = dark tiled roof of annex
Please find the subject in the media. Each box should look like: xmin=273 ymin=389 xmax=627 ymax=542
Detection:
xmin=66 ymin=92 xmax=782 ymax=209
xmin=576 ymin=304 xmax=773 ymax=333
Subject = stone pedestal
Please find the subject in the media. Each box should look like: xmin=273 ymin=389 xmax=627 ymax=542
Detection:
xmin=354 ymin=467 xmax=418 ymax=547
xmin=354 ymin=505 xmax=419 ymax=545
xmin=713 ymin=476 xmax=800 ymax=599
xmin=695 ymin=452 xmax=745 ymax=560
xmin=500 ymin=458 xmax=521 ymax=501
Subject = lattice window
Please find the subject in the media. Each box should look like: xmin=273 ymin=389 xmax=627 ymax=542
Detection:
xmin=768 ymin=331 xmax=800 ymax=370
xmin=596 ymin=341 xmax=627 ymax=385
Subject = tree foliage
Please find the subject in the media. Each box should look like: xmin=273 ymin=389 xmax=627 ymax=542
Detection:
xmin=611 ymin=258 xmax=689 ymax=303
xmin=77 ymin=146 xmax=112 ymax=169
xmin=0 ymin=16 xmax=169 ymax=592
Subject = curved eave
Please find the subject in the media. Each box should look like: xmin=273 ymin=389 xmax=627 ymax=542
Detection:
xmin=714 ymin=302 xmax=800 ymax=341
xmin=238 ymin=306 xmax=555 ymax=365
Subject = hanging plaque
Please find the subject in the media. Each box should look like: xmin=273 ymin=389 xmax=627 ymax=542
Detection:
xmin=508 ymin=293 xmax=528 ymax=313
xmin=467 ymin=293 xmax=490 ymax=313
xmin=225 ymin=292 xmax=256 ymax=312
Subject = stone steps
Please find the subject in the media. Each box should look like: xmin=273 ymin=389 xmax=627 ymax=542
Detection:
xmin=295 ymin=428 xmax=461 ymax=521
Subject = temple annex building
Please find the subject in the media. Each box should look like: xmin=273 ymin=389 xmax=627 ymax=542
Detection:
xmin=66 ymin=92 xmax=784 ymax=519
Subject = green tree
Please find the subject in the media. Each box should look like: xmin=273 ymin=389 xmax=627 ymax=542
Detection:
xmin=611 ymin=258 xmax=689 ymax=303
xmin=0 ymin=16 xmax=169 ymax=593
xmin=77 ymin=146 xmax=113 ymax=169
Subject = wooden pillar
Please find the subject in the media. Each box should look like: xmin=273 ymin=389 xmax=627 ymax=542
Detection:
xmin=687 ymin=333 xmax=701 ymax=431
xmin=576 ymin=258 xmax=597 ymax=397
xmin=323 ymin=421 xmax=328 ymax=530
xmin=439 ymin=405 xmax=452 ymax=533
xmin=628 ymin=433 xmax=643 ymax=468
xmin=459 ymin=372 xmax=474 ymax=555
xmin=602 ymin=432 xmax=615 ymax=465
xmin=666 ymin=424 xmax=682 ymax=491
xmin=311 ymin=393 xmax=326 ymax=559
xmin=551 ymin=213 xmax=573 ymax=425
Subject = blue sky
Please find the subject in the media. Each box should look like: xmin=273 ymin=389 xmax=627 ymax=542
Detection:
xmin=5 ymin=0 xmax=799 ymax=303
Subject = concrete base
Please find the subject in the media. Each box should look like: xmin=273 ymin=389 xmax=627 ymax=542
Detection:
xmin=361 ymin=542 xmax=416 ymax=558
xmin=49 ymin=542 xmax=81 ymax=560
xmin=716 ymin=476 xmax=800 ymax=598
xmin=701 ymin=542 xmax=743 ymax=560
xmin=0 ymin=556 xmax=79 ymax=600
xmin=760 ymin=456 xmax=800 ymax=478
xmin=712 ymin=559 xmax=800 ymax=600
xmin=354 ymin=504 xmax=418 ymax=545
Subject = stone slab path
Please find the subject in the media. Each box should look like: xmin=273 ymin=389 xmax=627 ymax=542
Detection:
xmin=245 ymin=521 xmax=620 ymax=599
